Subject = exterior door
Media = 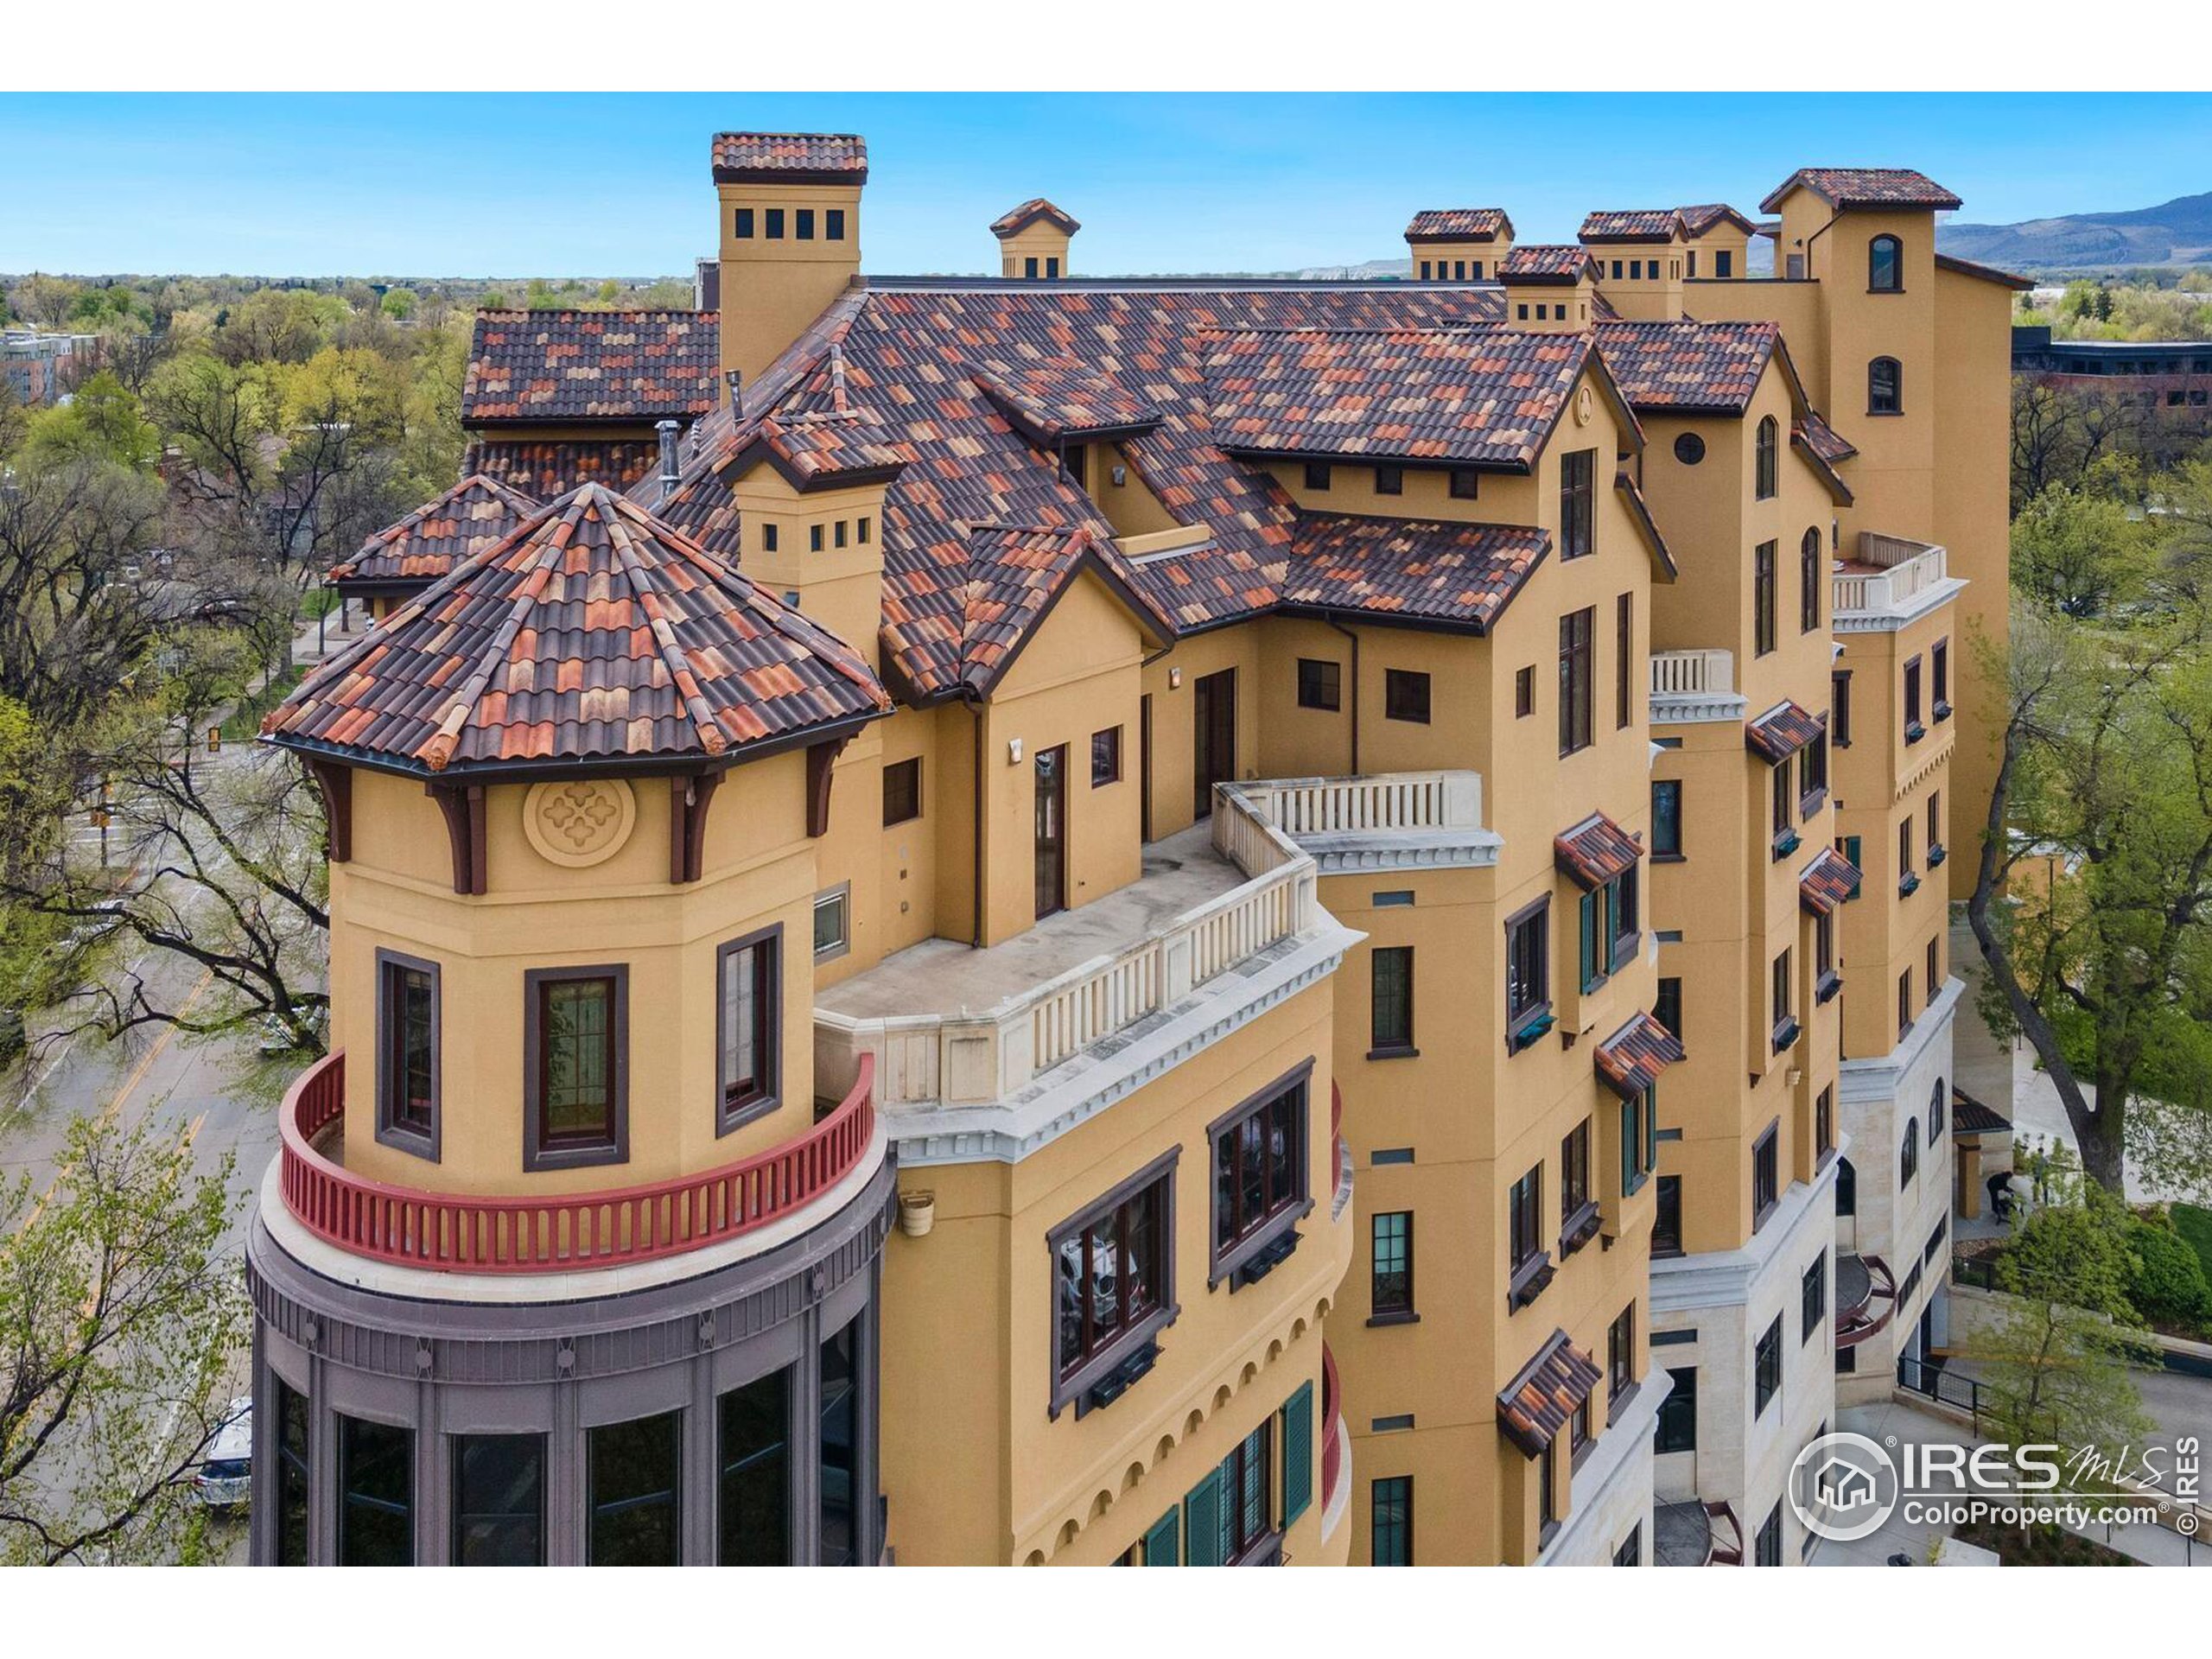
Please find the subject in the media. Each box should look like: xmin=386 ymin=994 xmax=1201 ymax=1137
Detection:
xmin=1034 ymin=745 xmax=1068 ymax=919
xmin=1193 ymin=669 xmax=1236 ymax=820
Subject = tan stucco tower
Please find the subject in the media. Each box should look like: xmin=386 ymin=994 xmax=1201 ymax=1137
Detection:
xmin=991 ymin=198 xmax=1079 ymax=278
xmin=715 ymin=131 xmax=868 ymax=385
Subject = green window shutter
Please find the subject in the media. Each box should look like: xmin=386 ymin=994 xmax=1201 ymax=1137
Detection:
xmin=1620 ymin=1096 xmax=1637 ymax=1192
xmin=1281 ymin=1380 xmax=1315 ymax=1527
xmin=1182 ymin=1467 xmax=1224 ymax=1566
xmin=1579 ymin=893 xmax=1599 ymax=991
xmin=1644 ymin=1084 xmax=1660 ymax=1170
xmin=1143 ymin=1506 xmax=1179 ymax=1566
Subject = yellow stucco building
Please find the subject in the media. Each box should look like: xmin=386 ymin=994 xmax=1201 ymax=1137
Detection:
xmin=245 ymin=133 xmax=2017 ymax=1567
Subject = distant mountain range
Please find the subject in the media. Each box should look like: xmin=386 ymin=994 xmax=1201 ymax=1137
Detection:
xmin=1940 ymin=192 xmax=2212 ymax=271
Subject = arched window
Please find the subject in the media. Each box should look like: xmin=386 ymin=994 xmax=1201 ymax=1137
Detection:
xmin=1900 ymin=1121 xmax=1919 ymax=1187
xmin=1869 ymin=357 xmax=1902 ymax=416
xmin=1835 ymin=1156 xmax=1856 ymax=1217
xmin=1869 ymin=234 xmax=1903 ymax=292
xmin=1800 ymin=528 xmax=1823 ymax=633
xmin=1929 ymin=1079 xmax=1946 ymax=1142
xmin=1755 ymin=416 xmax=1779 ymax=499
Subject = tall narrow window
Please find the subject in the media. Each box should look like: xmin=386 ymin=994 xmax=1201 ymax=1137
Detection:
xmin=275 ymin=1381 xmax=311 ymax=1567
xmin=1653 ymin=1175 xmax=1683 ymax=1258
xmin=1651 ymin=779 xmax=1682 ymax=858
xmin=1754 ymin=541 xmax=1777 ymax=656
xmin=1505 ymin=897 xmax=1551 ymax=1048
xmin=1754 ymin=1318 xmax=1783 ymax=1416
xmin=1371 ymin=1211 xmax=1414 ymax=1320
xmin=1559 ymin=607 xmax=1594 ymax=755
xmin=1560 ymin=1119 xmax=1593 ymax=1237
xmin=1656 ymin=1366 xmax=1696 ymax=1452
xmin=1560 ymin=448 xmax=1596 ymax=559
xmin=1371 ymin=1477 xmax=1413 ymax=1565
xmin=1370 ymin=946 xmax=1415 ymax=1055
xmin=1755 ymin=416 xmax=1778 ymax=499
xmin=825 ymin=208 xmax=845 ymax=240
xmin=882 ymin=756 xmax=922 ymax=825
xmin=1211 ymin=1070 xmax=1311 ymax=1281
xmin=1932 ymin=639 xmax=1951 ymax=716
xmin=589 ymin=1413 xmax=680 ymax=1566
xmin=1898 ymin=969 xmax=1915 ymax=1040
xmin=376 ymin=950 xmax=438 ymax=1157
xmin=1816 ymin=1087 xmax=1834 ymax=1157
xmin=1869 ymin=357 xmax=1902 ymax=416
xmin=1615 ymin=593 xmax=1633 ymax=729
xmin=1052 ymin=1155 xmax=1173 ymax=1409
xmin=338 ymin=1415 xmax=414 ymax=1567
xmin=526 ymin=967 xmax=626 ymax=1169
xmin=1800 ymin=528 xmax=1822 ymax=632
xmin=717 ymin=928 xmax=780 ymax=1134
xmin=819 ymin=1321 xmax=859 ymax=1566
xmin=1752 ymin=1122 xmax=1779 ymax=1225
xmin=1655 ymin=978 xmax=1683 ymax=1044
xmin=1904 ymin=657 xmax=1924 ymax=740
xmin=1608 ymin=1304 xmax=1636 ymax=1403
xmin=1220 ymin=1419 xmax=1275 ymax=1562
xmin=1868 ymin=234 xmax=1903 ymax=292
xmin=1833 ymin=670 xmax=1853 ymax=747
xmin=453 ymin=1434 xmax=547 ymax=1567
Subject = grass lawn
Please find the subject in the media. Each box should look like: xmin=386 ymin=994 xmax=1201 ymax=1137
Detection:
xmin=2174 ymin=1202 xmax=2212 ymax=1285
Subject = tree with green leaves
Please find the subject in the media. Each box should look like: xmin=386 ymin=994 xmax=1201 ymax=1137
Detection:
xmin=0 ymin=1111 xmax=249 ymax=1565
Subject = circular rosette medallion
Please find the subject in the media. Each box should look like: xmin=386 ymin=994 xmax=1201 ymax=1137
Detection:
xmin=523 ymin=778 xmax=637 ymax=869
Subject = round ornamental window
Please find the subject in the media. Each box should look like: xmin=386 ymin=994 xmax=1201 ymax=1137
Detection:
xmin=1673 ymin=432 xmax=1707 ymax=466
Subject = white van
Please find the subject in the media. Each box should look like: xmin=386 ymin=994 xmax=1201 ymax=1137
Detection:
xmin=191 ymin=1396 xmax=253 ymax=1509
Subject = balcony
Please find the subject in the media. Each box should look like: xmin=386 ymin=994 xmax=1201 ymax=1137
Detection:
xmin=1648 ymin=649 xmax=1745 ymax=723
xmin=1835 ymin=1251 xmax=1899 ymax=1349
xmin=1656 ymin=1499 xmax=1745 ymax=1567
xmin=1832 ymin=532 xmax=1960 ymax=623
xmin=276 ymin=1050 xmax=878 ymax=1274
xmin=1222 ymin=770 xmax=1497 ymax=874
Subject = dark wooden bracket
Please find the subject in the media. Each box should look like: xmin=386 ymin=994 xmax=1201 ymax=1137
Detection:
xmin=669 ymin=772 xmax=724 ymax=884
xmin=804 ymin=736 xmax=853 ymax=840
xmin=426 ymin=781 xmax=488 ymax=895
xmin=304 ymin=758 xmax=353 ymax=862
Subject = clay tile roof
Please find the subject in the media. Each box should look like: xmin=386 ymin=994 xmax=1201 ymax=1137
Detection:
xmin=710 ymin=131 xmax=868 ymax=185
xmin=1579 ymin=209 xmax=1683 ymax=244
xmin=1405 ymin=208 xmax=1513 ymax=244
xmin=1745 ymin=699 xmax=1827 ymax=764
xmin=1759 ymin=168 xmax=1962 ymax=214
xmin=327 ymin=474 xmax=538 ymax=593
xmin=990 ymin=198 xmax=1081 ymax=238
xmin=464 ymin=437 xmax=664 ymax=500
xmin=1794 ymin=409 xmax=1856 ymax=465
xmin=1952 ymin=1087 xmax=2012 ymax=1135
xmin=1554 ymin=812 xmax=1642 ymax=890
xmin=972 ymin=356 xmax=1160 ymax=444
xmin=1205 ymin=327 xmax=1589 ymax=470
xmin=1798 ymin=846 xmax=1862 ymax=916
xmin=462 ymin=310 xmax=720 ymax=425
xmin=1593 ymin=1010 xmax=1685 ymax=1100
xmin=1596 ymin=320 xmax=1777 ymax=414
xmin=264 ymin=483 xmax=888 ymax=776
xmin=1280 ymin=514 xmax=1549 ymax=633
xmin=1497 ymin=1331 xmax=1604 ymax=1459
xmin=1934 ymin=251 xmax=2034 ymax=291
xmin=1497 ymin=244 xmax=1601 ymax=285
xmin=1675 ymin=203 xmax=1757 ymax=237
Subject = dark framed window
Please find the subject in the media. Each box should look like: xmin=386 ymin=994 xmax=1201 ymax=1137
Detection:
xmin=1802 ymin=1253 xmax=1827 ymax=1343
xmin=1800 ymin=729 xmax=1828 ymax=809
xmin=1929 ymin=790 xmax=1943 ymax=856
xmin=809 ymin=522 xmax=824 ymax=553
xmin=1296 ymin=658 xmax=1341 ymax=711
xmin=1869 ymin=233 xmax=1902 ymax=292
xmin=795 ymin=207 xmax=815 ymax=239
xmin=882 ymin=756 xmax=922 ymax=825
xmin=856 ymin=515 xmax=871 ymax=543
xmin=1370 ymin=945 xmax=1414 ymax=1054
xmin=1816 ymin=1087 xmax=1834 ymax=1158
xmin=275 ymin=1380 xmax=311 ymax=1567
xmin=1753 ymin=1317 xmax=1783 ymax=1416
xmin=452 ymin=1433 xmax=546 ymax=1567
xmin=1656 ymin=1366 xmax=1696 ymax=1452
xmin=1538 ymin=1439 xmax=1560 ymax=1537
xmin=1615 ymin=592 xmax=1633 ymax=729
xmin=1024 ymin=256 xmax=1039 ymax=278
xmin=1515 ymin=664 xmax=1534 ymax=718
xmin=716 ymin=925 xmax=780 ymax=1134
xmin=1833 ymin=670 xmax=1853 ymax=746
xmin=337 ymin=1414 xmax=414 ymax=1567
xmin=1371 ymin=1476 xmax=1413 ymax=1565
xmin=1505 ymin=896 xmax=1551 ymax=1048
xmin=734 ymin=207 xmax=755 ymax=238
xmin=1929 ymin=1079 xmax=1947 ymax=1141
xmin=1210 ymin=1065 xmax=1313 ymax=1284
xmin=1560 ymin=1119 xmax=1593 ymax=1232
xmin=1899 ymin=969 xmax=1915 ymax=1040
xmin=1559 ymin=607 xmax=1594 ymax=755
xmin=835 ymin=518 xmax=849 ymax=548
xmin=1800 ymin=528 xmax=1822 ymax=632
xmin=1220 ymin=1419 xmax=1275 ymax=1563
xmin=1815 ymin=910 xmax=1836 ymax=986
xmin=1904 ymin=655 xmax=1924 ymax=739
xmin=1653 ymin=1174 xmax=1683 ymax=1257
xmin=1901 ymin=1120 xmax=1920 ymax=1188
xmin=1385 ymin=668 xmax=1431 ymax=724
xmin=1899 ymin=815 xmax=1916 ymax=880
xmin=524 ymin=965 xmax=626 ymax=1170
xmin=1836 ymin=1155 xmax=1856 ymax=1217
xmin=765 ymin=208 xmax=785 ymax=240
xmin=1716 ymin=250 xmax=1733 ymax=278
xmin=1932 ymin=638 xmax=1951 ymax=715
xmin=1303 ymin=461 xmax=1332 ymax=491
xmin=1449 ymin=468 xmax=1479 ymax=500
xmin=1674 ymin=431 xmax=1706 ymax=466
xmin=375 ymin=949 xmax=439 ymax=1159
xmin=1052 ymin=1150 xmax=1175 ymax=1411
xmin=1375 ymin=464 xmax=1404 ymax=495
xmin=1619 ymin=1087 xmax=1655 ymax=1194
xmin=1756 ymin=1503 xmax=1783 ymax=1567
xmin=1578 ymin=866 xmax=1638 ymax=992
xmin=819 ymin=1320 xmax=858 ymax=1566
xmin=1655 ymin=977 xmax=1682 ymax=1044
xmin=588 ymin=1413 xmax=681 ymax=1566
xmin=1752 ymin=1122 xmax=1779 ymax=1226
xmin=1652 ymin=779 xmax=1681 ymax=858
xmin=1755 ymin=416 xmax=1778 ymax=499
xmin=1508 ymin=1162 xmax=1543 ymax=1272
xmin=1771 ymin=949 xmax=1794 ymax=1047
xmin=1608 ymin=1304 xmax=1636 ymax=1406
xmin=1869 ymin=356 xmax=1902 ymax=416
xmin=717 ymin=1368 xmax=791 ymax=1565
xmin=1928 ymin=938 xmax=1941 ymax=1007
xmin=1560 ymin=448 xmax=1597 ymax=559
xmin=1371 ymin=1211 xmax=1414 ymax=1320
xmin=1754 ymin=540 xmax=1777 ymax=656
xmin=825 ymin=208 xmax=845 ymax=240
xmin=813 ymin=883 xmax=850 ymax=962
xmin=1091 ymin=725 xmax=1122 ymax=787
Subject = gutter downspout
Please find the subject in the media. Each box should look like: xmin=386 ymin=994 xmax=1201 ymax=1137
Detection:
xmin=1325 ymin=614 xmax=1361 ymax=776
xmin=962 ymin=685 xmax=988 ymax=948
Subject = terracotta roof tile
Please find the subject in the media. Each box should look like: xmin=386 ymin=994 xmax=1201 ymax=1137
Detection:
xmin=1498 ymin=244 xmax=1601 ymax=284
xmin=1594 ymin=1009 xmax=1684 ymax=1099
xmin=711 ymin=131 xmax=868 ymax=184
xmin=465 ymin=437 xmax=663 ymax=499
xmin=328 ymin=474 xmax=537 ymax=594
xmin=1794 ymin=409 xmax=1856 ymax=464
xmin=462 ymin=310 xmax=719 ymax=424
xmin=1580 ymin=209 xmax=1683 ymax=244
xmin=1746 ymin=699 xmax=1827 ymax=764
xmin=1760 ymin=168 xmax=1961 ymax=213
xmin=1952 ymin=1087 xmax=2011 ymax=1135
xmin=1934 ymin=251 xmax=2033 ymax=290
xmin=972 ymin=356 xmax=1159 ymax=443
xmin=265 ymin=483 xmax=888 ymax=775
xmin=1596 ymin=320 xmax=1777 ymax=413
xmin=1554 ymin=812 xmax=1641 ymax=890
xmin=1204 ymin=327 xmax=1590 ymax=470
xmin=1405 ymin=208 xmax=1513 ymax=243
xmin=1675 ymin=203 xmax=1757 ymax=237
xmin=990 ymin=198 xmax=1080 ymax=238
xmin=1497 ymin=1331 xmax=1603 ymax=1458
xmin=1798 ymin=846 xmax=1862 ymax=915
xmin=1280 ymin=513 xmax=1548 ymax=632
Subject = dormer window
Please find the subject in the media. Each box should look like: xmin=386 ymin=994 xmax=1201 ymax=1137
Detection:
xmin=1869 ymin=235 xmax=1903 ymax=292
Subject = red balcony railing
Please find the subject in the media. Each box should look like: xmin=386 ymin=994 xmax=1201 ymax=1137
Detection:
xmin=278 ymin=1050 xmax=877 ymax=1274
xmin=1320 ymin=1343 xmax=1344 ymax=1513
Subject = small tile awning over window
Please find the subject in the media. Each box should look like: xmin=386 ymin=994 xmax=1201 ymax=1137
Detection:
xmin=1554 ymin=812 xmax=1641 ymax=891
xmin=1952 ymin=1087 xmax=2012 ymax=1136
xmin=1497 ymin=1330 xmax=1604 ymax=1459
xmin=1593 ymin=1010 xmax=1684 ymax=1100
xmin=1745 ymin=699 xmax=1826 ymax=764
xmin=1798 ymin=846 xmax=1861 ymax=916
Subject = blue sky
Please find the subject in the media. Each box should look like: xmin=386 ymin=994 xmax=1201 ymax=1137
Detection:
xmin=6 ymin=92 xmax=2211 ymax=278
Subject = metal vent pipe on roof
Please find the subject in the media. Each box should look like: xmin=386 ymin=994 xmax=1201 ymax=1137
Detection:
xmin=656 ymin=419 xmax=680 ymax=505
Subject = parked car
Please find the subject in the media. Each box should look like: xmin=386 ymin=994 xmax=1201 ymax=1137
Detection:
xmin=190 ymin=1396 xmax=253 ymax=1510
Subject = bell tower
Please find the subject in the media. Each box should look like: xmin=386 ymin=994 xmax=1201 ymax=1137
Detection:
xmin=715 ymin=131 xmax=868 ymax=384
xmin=1497 ymin=245 xmax=1599 ymax=333
xmin=991 ymin=199 xmax=1079 ymax=278
xmin=1404 ymin=207 xmax=1514 ymax=283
